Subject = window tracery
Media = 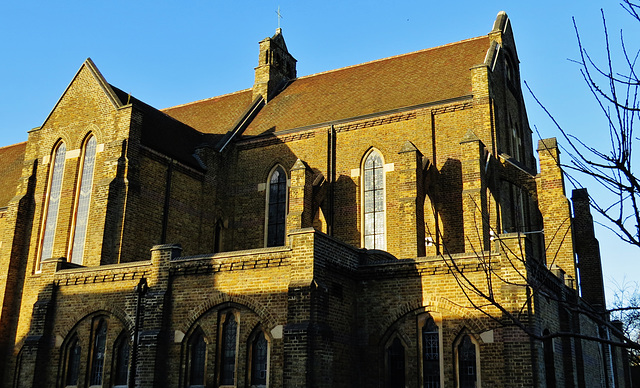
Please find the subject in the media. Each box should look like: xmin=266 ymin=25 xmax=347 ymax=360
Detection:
xmin=40 ymin=142 xmax=67 ymax=265
xmin=363 ymin=149 xmax=385 ymax=249
xmin=69 ymin=135 xmax=97 ymax=264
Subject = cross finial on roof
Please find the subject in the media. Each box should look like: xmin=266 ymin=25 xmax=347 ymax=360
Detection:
xmin=276 ymin=6 xmax=283 ymax=29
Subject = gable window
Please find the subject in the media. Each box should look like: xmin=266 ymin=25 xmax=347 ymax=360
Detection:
xmin=386 ymin=337 xmax=405 ymax=388
xmin=69 ymin=135 xmax=97 ymax=264
xmin=250 ymin=330 xmax=268 ymax=387
xmin=40 ymin=142 xmax=67 ymax=266
xmin=422 ymin=317 xmax=440 ymax=388
xmin=220 ymin=312 xmax=238 ymax=386
xmin=266 ymin=166 xmax=287 ymax=247
xmin=363 ymin=149 xmax=386 ymax=249
xmin=189 ymin=331 xmax=207 ymax=387
xmin=64 ymin=336 xmax=81 ymax=387
xmin=457 ymin=334 xmax=478 ymax=388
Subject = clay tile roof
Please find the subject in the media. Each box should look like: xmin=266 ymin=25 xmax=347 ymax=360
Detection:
xmin=161 ymin=89 xmax=254 ymax=135
xmin=0 ymin=142 xmax=27 ymax=208
xmin=243 ymin=35 xmax=490 ymax=136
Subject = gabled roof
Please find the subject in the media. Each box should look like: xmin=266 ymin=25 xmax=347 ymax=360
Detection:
xmin=244 ymin=36 xmax=490 ymax=136
xmin=161 ymin=89 xmax=254 ymax=135
xmin=161 ymin=35 xmax=490 ymax=138
xmin=0 ymin=142 xmax=27 ymax=208
xmin=110 ymin=85 xmax=208 ymax=170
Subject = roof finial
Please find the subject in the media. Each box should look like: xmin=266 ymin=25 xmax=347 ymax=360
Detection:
xmin=276 ymin=6 xmax=283 ymax=32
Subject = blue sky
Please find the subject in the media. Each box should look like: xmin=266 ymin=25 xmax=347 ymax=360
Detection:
xmin=1 ymin=1 xmax=638 ymax=302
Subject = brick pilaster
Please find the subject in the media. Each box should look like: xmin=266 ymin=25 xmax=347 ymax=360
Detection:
xmin=536 ymin=138 xmax=577 ymax=288
xmin=395 ymin=141 xmax=425 ymax=258
xmin=287 ymin=159 xmax=313 ymax=234
xmin=460 ymin=131 xmax=489 ymax=253
xmin=132 ymin=244 xmax=180 ymax=387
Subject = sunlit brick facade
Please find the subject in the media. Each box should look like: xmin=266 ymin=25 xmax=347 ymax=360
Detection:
xmin=0 ymin=12 xmax=631 ymax=388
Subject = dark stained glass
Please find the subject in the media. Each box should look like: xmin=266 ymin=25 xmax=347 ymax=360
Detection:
xmin=220 ymin=314 xmax=238 ymax=385
xmin=387 ymin=337 xmax=405 ymax=388
xmin=89 ymin=320 xmax=107 ymax=385
xmin=251 ymin=331 xmax=268 ymax=386
xmin=65 ymin=338 xmax=81 ymax=386
xmin=190 ymin=332 xmax=206 ymax=386
xmin=422 ymin=318 xmax=440 ymax=388
xmin=458 ymin=335 xmax=477 ymax=388
xmin=267 ymin=167 xmax=287 ymax=247
xmin=113 ymin=336 xmax=130 ymax=386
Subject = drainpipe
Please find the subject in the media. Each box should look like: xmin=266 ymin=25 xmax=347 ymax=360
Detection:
xmin=129 ymin=277 xmax=148 ymax=387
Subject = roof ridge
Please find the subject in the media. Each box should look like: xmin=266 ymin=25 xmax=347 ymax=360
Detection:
xmin=161 ymin=88 xmax=252 ymax=111
xmin=296 ymin=35 xmax=488 ymax=81
xmin=0 ymin=141 xmax=27 ymax=151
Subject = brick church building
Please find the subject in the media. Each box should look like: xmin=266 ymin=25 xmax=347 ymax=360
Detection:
xmin=0 ymin=11 xmax=632 ymax=388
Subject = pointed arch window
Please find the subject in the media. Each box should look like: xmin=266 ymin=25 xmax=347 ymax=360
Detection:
xmin=457 ymin=334 xmax=478 ymax=388
xmin=267 ymin=166 xmax=287 ymax=247
xmin=64 ymin=336 xmax=81 ymax=387
xmin=189 ymin=331 xmax=207 ymax=387
xmin=422 ymin=318 xmax=440 ymax=388
xmin=113 ymin=333 xmax=130 ymax=388
xmin=250 ymin=331 xmax=268 ymax=387
xmin=220 ymin=312 xmax=238 ymax=386
xmin=69 ymin=135 xmax=97 ymax=264
xmin=89 ymin=319 xmax=107 ymax=386
xmin=40 ymin=142 xmax=67 ymax=265
xmin=363 ymin=150 xmax=385 ymax=249
xmin=386 ymin=337 xmax=405 ymax=388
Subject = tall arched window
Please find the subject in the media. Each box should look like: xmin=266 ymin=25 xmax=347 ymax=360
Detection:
xmin=386 ymin=337 xmax=405 ymax=388
xmin=189 ymin=331 xmax=207 ymax=387
xmin=267 ymin=166 xmax=287 ymax=247
xmin=89 ymin=319 xmax=107 ymax=386
xmin=422 ymin=318 xmax=440 ymax=388
xmin=457 ymin=334 xmax=478 ymax=388
xmin=64 ymin=336 xmax=81 ymax=386
xmin=69 ymin=135 xmax=97 ymax=264
xmin=40 ymin=142 xmax=67 ymax=265
xmin=220 ymin=312 xmax=238 ymax=385
xmin=363 ymin=150 xmax=385 ymax=249
xmin=250 ymin=331 xmax=268 ymax=387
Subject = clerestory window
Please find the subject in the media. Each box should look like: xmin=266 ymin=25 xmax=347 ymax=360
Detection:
xmin=266 ymin=166 xmax=287 ymax=247
xmin=363 ymin=149 xmax=386 ymax=249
